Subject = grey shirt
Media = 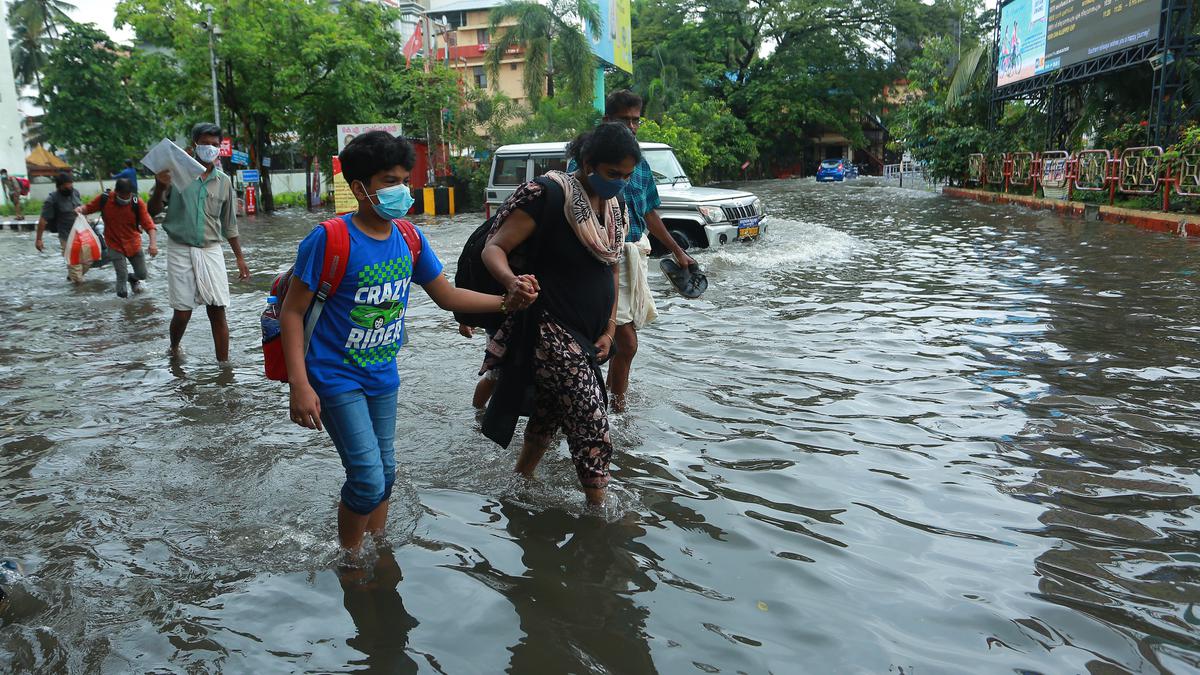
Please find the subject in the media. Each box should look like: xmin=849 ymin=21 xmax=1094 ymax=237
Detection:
xmin=41 ymin=189 xmax=81 ymax=237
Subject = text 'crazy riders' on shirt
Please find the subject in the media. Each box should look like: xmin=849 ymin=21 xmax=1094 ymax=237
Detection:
xmin=345 ymin=258 xmax=415 ymax=363
xmin=293 ymin=214 xmax=443 ymax=396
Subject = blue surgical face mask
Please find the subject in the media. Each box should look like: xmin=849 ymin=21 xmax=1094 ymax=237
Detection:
xmin=588 ymin=172 xmax=627 ymax=200
xmin=360 ymin=181 xmax=414 ymax=220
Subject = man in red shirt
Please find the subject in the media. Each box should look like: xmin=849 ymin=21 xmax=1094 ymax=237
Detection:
xmin=79 ymin=178 xmax=159 ymax=297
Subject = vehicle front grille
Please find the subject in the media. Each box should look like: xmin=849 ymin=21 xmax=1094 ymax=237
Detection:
xmin=722 ymin=203 xmax=758 ymax=221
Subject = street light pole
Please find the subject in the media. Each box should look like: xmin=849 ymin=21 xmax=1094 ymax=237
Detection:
xmin=204 ymin=4 xmax=221 ymax=127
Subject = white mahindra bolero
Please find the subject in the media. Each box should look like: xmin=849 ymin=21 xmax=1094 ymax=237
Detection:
xmin=485 ymin=142 xmax=767 ymax=254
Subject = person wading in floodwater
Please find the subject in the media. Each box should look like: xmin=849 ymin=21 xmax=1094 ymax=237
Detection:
xmin=148 ymin=122 xmax=250 ymax=362
xmin=481 ymin=123 xmax=639 ymax=506
xmin=280 ymin=131 xmax=536 ymax=554
xmin=78 ymin=177 xmax=158 ymax=298
xmin=34 ymin=172 xmax=86 ymax=283
xmin=569 ymin=90 xmax=695 ymax=412
xmin=2 ymin=169 xmax=23 ymax=220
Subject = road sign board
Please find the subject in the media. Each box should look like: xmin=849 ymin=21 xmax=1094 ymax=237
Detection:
xmin=231 ymin=150 xmax=249 ymax=166
xmin=239 ymin=169 xmax=260 ymax=183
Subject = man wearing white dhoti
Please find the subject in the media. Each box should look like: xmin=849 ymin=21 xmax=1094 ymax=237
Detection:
xmin=148 ymin=123 xmax=250 ymax=362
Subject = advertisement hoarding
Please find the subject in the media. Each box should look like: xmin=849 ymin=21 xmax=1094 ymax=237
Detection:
xmin=336 ymin=123 xmax=403 ymax=153
xmin=998 ymin=0 xmax=1161 ymax=87
xmin=586 ymin=0 xmax=632 ymax=73
xmin=332 ymin=156 xmax=357 ymax=215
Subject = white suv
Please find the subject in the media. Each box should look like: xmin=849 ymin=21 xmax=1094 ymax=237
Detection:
xmin=486 ymin=141 xmax=767 ymax=253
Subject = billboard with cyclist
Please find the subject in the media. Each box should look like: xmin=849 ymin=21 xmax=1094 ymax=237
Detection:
xmin=997 ymin=0 xmax=1160 ymax=88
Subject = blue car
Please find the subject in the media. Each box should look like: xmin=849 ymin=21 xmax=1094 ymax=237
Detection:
xmin=816 ymin=158 xmax=858 ymax=182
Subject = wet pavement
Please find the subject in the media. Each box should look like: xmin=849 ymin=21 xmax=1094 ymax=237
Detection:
xmin=1 ymin=178 xmax=1198 ymax=673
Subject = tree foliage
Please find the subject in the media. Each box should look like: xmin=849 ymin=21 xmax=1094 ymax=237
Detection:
xmin=8 ymin=0 xmax=77 ymax=92
xmin=487 ymin=0 xmax=601 ymax=108
xmin=40 ymin=23 xmax=158 ymax=179
xmin=115 ymin=0 xmax=473 ymax=210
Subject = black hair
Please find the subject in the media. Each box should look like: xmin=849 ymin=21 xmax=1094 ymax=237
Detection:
xmin=191 ymin=122 xmax=221 ymax=142
xmin=54 ymin=172 xmax=73 ymax=188
xmin=114 ymin=178 xmax=134 ymax=194
xmin=124 ymin=159 xmax=133 ymax=167
xmin=605 ymin=89 xmax=643 ymax=116
xmin=567 ymin=123 xmax=642 ymax=170
xmin=339 ymin=131 xmax=416 ymax=185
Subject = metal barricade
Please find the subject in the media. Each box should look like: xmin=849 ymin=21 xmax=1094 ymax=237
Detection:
xmin=1175 ymin=153 xmax=1200 ymax=197
xmin=967 ymin=153 xmax=985 ymax=185
xmin=1118 ymin=146 xmax=1163 ymax=195
xmin=1009 ymin=152 xmax=1034 ymax=186
xmin=1039 ymin=151 xmax=1070 ymax=189
xmin=1074 ymin=150 xmax=1111 ymax=191
xmin=987 ymin=154 xmax=1006 ymax=185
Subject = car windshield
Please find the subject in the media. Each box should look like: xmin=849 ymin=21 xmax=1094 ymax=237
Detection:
xmin=644 ymin=148 xmax=689 ymax=185
xmin=821 ymin=159 xmax=843 ymax=168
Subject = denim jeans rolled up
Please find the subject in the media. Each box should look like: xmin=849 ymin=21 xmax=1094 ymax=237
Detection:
xmin=319 ymin=388 xmax=398 ymax=515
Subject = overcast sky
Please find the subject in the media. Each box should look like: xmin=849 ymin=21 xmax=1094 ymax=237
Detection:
xmin=67 ymin=0 xmax=133 ymax=43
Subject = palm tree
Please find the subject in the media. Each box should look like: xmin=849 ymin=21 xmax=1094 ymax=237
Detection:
xmin=635 ymin=44 xmax=696 ymax=119
xmin=10 ymin=0 xmax=75 ymax=40
xmin=486 ymin=0 xmax=601 ymax=108
xmin=10 ymin=20 xmax=49 ymax=89
xmin=944 ymin=42 xmax=989 ymax=109
xmin=7 ymin=0 xmax=75 ymax=94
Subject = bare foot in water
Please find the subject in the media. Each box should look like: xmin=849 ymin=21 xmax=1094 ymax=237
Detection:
xmin=610 ymin=393 xmax=627 ymax=413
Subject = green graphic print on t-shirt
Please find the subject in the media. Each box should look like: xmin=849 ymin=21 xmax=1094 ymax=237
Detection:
xmin=344 ymin=255 xmax=414 ymax=368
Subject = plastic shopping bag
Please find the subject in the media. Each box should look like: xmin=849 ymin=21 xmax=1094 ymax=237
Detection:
xmin=64 ymin=214 xmax=102 ymax=265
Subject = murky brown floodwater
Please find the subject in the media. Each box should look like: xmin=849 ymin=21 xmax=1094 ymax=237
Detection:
xmin=1 ymin=178 xmax=1198 ymax=673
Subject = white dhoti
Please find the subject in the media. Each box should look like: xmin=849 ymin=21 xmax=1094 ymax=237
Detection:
xmin=167 ymin=241 xmax=230 ymax=311
xmin=615 ymin=234 xmax=657 ymax=329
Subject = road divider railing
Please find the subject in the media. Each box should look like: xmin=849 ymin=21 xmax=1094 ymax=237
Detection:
xmin=963 ymin=147 xmax=1200 ymax=212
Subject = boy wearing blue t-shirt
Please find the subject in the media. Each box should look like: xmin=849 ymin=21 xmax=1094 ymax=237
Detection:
xmin=280 ymin=132 xmax=538 ymax=551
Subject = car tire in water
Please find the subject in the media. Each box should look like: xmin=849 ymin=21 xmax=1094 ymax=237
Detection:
xmin=669 ymin=228 xmax=692 ymax=252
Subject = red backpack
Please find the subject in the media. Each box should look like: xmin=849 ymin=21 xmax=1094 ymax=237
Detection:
xmin=15 ymin=177 xmax=29 ymax=196
xmin=262 ymin=216 xmax=422 ymax=382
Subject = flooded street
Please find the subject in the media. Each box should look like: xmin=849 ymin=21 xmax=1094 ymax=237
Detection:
xmin=2 ymin=178 xmax=1199 ymax=673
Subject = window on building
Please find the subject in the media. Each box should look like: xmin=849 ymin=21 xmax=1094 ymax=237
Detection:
xmin=477 ymin=28 xmax=489 ymax=46
xmin=473 ymin=66 xmax=487 ymax=89
xmin=510 ymin=62 xmax=518 ymax=70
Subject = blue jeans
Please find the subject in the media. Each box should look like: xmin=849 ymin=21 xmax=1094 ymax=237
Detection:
xmin=320 ymin=388 xmax=398 ymax=515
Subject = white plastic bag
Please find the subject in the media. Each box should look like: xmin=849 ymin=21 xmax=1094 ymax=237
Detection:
xmin=64 ymin=214 xmax=101 ymax=265
xmin=141 ymin=138 xmax=205 ymax=187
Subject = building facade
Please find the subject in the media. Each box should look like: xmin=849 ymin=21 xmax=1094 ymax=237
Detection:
xmin=429 ymin=0 xmax=535 ymax=106
xmin=0 ymin=1 xmax=30 ymax=178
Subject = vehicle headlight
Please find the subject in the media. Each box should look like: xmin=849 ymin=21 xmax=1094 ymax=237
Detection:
xmin=751 ymin=198 xmax=763 ymax=215
xmin=698 ymin=205 xmax=724 ymax=224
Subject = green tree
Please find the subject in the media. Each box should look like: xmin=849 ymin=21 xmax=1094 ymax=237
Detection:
xmin=7 ymin=0 xmax=76 ymax=92
xmin=496 ymin=96 xmax=600 ymax=145
xmin=486 ymin=0 xmax=601 ymax=108
xmin=637 ymin=116 xmax=707 ymax=179
xmin=40 ymin=23 xmax=158 ymax=180
xmin=116 ymin=0 xmax=463 ymax=211
xmin=9 ymin=20 xmax=50 ymax=90
xmin=10 ymin=0 xmax=75 ymax=38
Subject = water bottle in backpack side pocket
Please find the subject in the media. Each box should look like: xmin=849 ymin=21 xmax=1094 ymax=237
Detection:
xmin=261 ymin=294 xmax=290 ymax=381
xmin=261 ymin=295 xmax=281 ymax=343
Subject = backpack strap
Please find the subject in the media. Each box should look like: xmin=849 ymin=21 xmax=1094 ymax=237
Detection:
xmin=98 ymin=191 xmax=109 ymax=209
xmin=302 ymin=216 xmax=351 ymax=350
xmin=394 ymin=219 xmax=421 ymax=269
